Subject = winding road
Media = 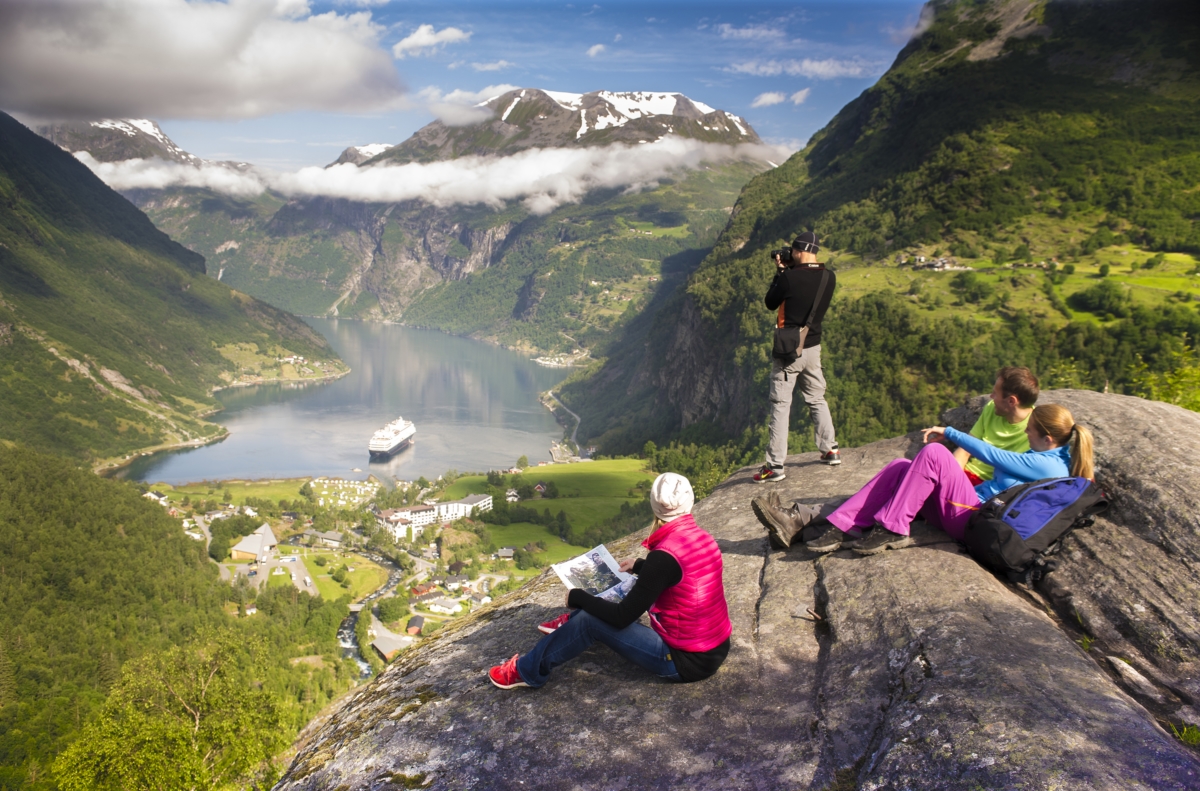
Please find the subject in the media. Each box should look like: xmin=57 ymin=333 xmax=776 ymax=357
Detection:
xmin=546 ymin=391 xmax=580 ymax=449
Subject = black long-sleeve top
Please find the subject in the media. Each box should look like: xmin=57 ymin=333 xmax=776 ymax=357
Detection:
xmin=566 ymin=551 xmax=730 ymax=682
xmin=763 ymin=263 xmax=835 ymax=348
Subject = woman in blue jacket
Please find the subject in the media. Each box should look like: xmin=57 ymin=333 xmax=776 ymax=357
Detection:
xmin=804 ymin=403 xmax=1095 ymax=555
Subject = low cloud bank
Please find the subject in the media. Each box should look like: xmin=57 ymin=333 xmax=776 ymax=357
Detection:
xmin=76 ymin=138 xmax=791 ymax=215
xmin=74 ymin=153 xmax=267 ymax=198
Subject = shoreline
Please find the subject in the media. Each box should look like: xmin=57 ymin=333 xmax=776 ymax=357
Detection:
xmin=95 ymin=368 xmax=350 ymax=478
xmin=210 ymin=367 xmax=350 ymax=394
xmin=94 ymin=427 xmax=231 ymax=477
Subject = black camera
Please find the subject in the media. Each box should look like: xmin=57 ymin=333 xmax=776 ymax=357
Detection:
xmin=770 ymin=248 xmax=794 ymax=264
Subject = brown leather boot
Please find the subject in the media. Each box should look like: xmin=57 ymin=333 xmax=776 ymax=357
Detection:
xmin=751 ymin=497 xmax=819 ymax=549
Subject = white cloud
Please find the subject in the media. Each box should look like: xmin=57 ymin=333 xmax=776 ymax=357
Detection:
xmin=884 ymin=6 xmax=936 ymax=45
xmin=392 ymin=24 xmax=471 ymax=59
xmin=790 ymin=88 xmax=811 ymax=105
xmin=751 ymin=92 xmax=786 ymax=108
xmin=78 ymin=138 xmax=789 ymax=216
xmin=74 ymin=152 xmax=268 ymax=198
xmin=417 ymin=83 xmax=519 ymax=125
xmin=716 ymin=23 xmax=784 ymax=41
xmin=0 ymin=0 xmax=404 ymax=120
xmin=728 ymin=57 xmax=882 ymax=80
xmin=587 ymin=44 xmax=606 ymax=58
xmin=729 ymin=61 xmax=783 ymax=77
xmin=613 ymin=33 xmax=622 ymax=43
xmin=472 ymin=60 xmax=514 ymax=72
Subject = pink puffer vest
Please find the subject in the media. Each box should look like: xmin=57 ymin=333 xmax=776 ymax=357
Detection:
xmin=641 ymin=513 xmax=732 ymax=652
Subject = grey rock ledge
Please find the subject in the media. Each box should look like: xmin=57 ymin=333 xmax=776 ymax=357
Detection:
xmin=276 ymin=390 xmax=1200 ymax=790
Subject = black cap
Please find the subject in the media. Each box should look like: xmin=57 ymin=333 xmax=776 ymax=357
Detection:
xmin=792 ymin=231 xmax=819 ymax=253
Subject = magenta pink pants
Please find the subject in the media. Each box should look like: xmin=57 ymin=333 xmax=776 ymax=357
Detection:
xmin=826 ymin=442 xmax=980 ymax=540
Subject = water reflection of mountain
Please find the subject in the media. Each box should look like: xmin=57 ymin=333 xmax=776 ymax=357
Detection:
xmin=127 ymin=320 xmax=569 ymax=484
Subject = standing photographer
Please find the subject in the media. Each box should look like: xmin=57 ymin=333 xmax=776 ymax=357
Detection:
xmin=754 ymin=231 xmax=839 ymax=483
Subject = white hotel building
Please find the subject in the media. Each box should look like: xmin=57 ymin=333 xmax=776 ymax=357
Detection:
xmin=377 ymin=494 xmax=493 ymax=542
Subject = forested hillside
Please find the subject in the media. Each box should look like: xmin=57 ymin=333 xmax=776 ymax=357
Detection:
xmin=560 ymin=0 xmax=1200 ymax=477
xmin=0 ymin=443 xmax=359 ymax=791
xmin=0 ymin=112 xmax=345 ymax=464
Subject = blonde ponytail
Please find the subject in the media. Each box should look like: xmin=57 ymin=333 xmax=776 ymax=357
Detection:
xmin=1070 ymin=424 xmax=1095 ymax=480
xmin=1029 ymin=404 xmax=1095 ymax=480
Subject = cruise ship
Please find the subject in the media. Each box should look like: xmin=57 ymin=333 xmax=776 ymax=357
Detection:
xmin=368 ymin=417 xmax=416 ymax=459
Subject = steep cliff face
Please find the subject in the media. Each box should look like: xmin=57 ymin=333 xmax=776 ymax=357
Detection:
xmin=274 ymin=391 xmax=1200 ymax=790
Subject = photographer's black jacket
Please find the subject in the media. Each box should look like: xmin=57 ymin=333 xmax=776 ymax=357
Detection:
xmin=764 ymin=263 xmax=835 ymax=348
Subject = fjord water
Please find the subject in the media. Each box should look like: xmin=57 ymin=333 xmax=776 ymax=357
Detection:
xmin=124 ymin=319 xmax=569 ymax=485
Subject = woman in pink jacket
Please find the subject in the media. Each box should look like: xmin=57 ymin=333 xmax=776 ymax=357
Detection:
xmin=489 ymin=473 xmax=732 ymax=689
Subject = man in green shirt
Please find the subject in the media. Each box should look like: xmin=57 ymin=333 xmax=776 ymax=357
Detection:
xmin=955 ymin=366 xmax=1040 ymax=485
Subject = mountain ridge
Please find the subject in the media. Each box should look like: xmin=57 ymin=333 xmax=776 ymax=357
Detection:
xmin=0 ymin=111 xmax=345 ymax=465
xmin=365 ymin=88 xmax=757 ymax=166
xmin=39 ymin=91 xmax=772 ymax=353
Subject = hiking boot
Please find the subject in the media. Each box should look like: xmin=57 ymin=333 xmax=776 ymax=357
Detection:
xmin=753 ymin=465 xmax=786 ymax=483
xmin=850 ymin=527 xmax=914 ymax=556
xmin=537 ymin=612 xmax=571 ymax=635
xmin=804 ymin=522 xmax=847 ymax=553
xmin=488 ymin=654 xmax=529 ymax=689
xmin=821 ymin=446 xmax=841 ymax=466
xmin=753 ymin=498 xmax=819 ymax=549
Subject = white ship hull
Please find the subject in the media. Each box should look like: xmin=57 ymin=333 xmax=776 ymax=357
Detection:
xmin=368 ymin=418 xmax=416 ymax=459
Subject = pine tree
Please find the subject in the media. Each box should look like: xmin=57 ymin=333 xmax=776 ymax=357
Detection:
xmin=0 ymin=638 xmax=16 ymax=707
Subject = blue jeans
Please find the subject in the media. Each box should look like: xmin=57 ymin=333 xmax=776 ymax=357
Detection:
xmin=516 ymin=610 xmax=682 ymax=687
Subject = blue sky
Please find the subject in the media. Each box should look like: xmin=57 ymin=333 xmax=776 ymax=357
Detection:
xmin=1 ymin=0 xmax=928 ymax=170
xmin=168 ymin=1 xmax=928 ymax=168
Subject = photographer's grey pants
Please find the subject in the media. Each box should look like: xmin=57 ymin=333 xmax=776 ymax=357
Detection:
xmin=765 ymin=344 xmax=837 ymax=467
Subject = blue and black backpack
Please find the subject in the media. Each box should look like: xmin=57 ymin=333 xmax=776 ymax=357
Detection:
xmin=963 ymin=477 xmax=1108 ymax=584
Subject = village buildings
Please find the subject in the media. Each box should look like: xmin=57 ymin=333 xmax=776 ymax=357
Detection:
xmin=375 ymin=493 xmax=494 ymax=542
xmin=230 ymin=523 xmax=278 ymax=562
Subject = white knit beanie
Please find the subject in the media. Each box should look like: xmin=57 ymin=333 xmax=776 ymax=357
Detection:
xmin=650 ymin=472 xmax=694 ymax=521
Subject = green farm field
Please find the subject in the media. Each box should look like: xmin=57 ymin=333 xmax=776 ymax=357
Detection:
xmin=486 ymin=523 xmax=590 ymax=564
xmin=296 ymin=550 xmax=388 ymax=602
xmin=831 ymin=245 xmax=1199 ymax=327
xmin=149 ymin=477 xmax=312 ymax=506
xmin=442 ymin=459 xmax=654 ymax=529
xmin=440 ymin=458 xmax=656 ymax=568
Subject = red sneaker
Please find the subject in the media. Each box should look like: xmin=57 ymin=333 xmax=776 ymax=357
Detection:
xmin=488 ymin=654 xmax=529 ymax=689
xmin=538 ymin=612 xmax=571 ymax=634
xmin=753 ymin=465 xmax=786 ymax=483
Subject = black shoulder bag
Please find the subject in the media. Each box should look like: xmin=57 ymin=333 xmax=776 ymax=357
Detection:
xmin=772 ymin=268 xmax=829 ymax=365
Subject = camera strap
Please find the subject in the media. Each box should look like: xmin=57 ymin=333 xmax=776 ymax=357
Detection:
xmin=803 ymin=269 xmax=831 ymax=329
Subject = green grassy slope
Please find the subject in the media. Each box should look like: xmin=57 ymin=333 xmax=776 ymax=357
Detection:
xmin=559 ymin=0 xmax=1200 ymax=457
xmin=0 ymin=112 xmax=345 ymax=464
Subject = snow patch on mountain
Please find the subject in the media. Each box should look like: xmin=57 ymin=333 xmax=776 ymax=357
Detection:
xmin=542 ymin=90 xmax=584 ymax=110
xmin=89 ymin=118 xmax=199 ymax=162
xmin=501 ymin=94 xmax=522 ymax=121
xmin=352 ymin=144 xmax=392 ymax=159
xmin=600 ymin=91 xmax=681 ymax=118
